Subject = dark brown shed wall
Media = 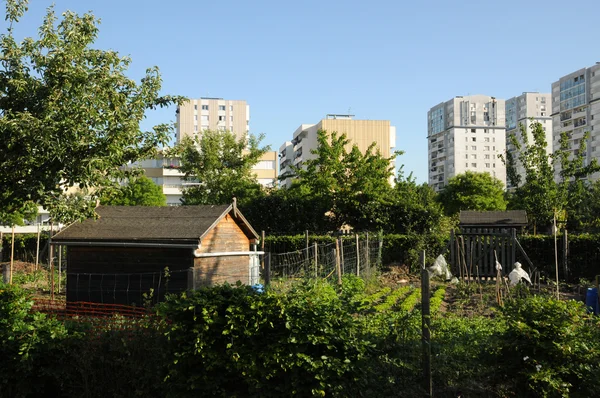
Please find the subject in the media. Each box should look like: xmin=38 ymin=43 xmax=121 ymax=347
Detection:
xmin=66 ymin=246 xmax=193 ymax=305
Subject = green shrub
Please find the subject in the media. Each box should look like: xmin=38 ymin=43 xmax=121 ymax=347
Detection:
xmin=495 ymin=296 xmax=600 ymax=397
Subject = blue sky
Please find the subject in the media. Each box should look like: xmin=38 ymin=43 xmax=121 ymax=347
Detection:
xmin=6 ymin=0 xmax=600 ymax=183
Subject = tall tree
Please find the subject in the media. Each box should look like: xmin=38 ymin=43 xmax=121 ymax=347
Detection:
xmin=0 ymin=0 xmax=182 ymax=220
xmin=101 ymin=175 xmax=167 ymax=206
xmin=172 ymin=130 xmax=269 ymax=206
xmin=437 ymin=171 xmax=507 ymax=216
xmin=501 ymin=121 xmax=599 ymax=233
xmin=290 ymin=130 xmax=398 ymax=231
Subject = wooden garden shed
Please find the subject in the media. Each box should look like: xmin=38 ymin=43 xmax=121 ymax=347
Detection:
xmin=450 ymin=210 xmax=529 ymax=278
xmin=51 ymin=202 xmax=260 ymax=305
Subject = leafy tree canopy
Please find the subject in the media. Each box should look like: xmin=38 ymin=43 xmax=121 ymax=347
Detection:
xmin=170 ymin=130 xmax=270 ymax=206
xmin=437 ymin=171 xmax=507 ymax=216
xmin=289 ymin=130 xmax=399 ymax=231
xmin=0 ymin=0 xmax=183 ymax=220
xmin=100 ymin=175 xmax=166 ymax=206
xmin=500 ymin=120 xmax=599 ymax=233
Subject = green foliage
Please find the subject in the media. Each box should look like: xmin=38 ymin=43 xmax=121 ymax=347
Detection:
xmin=158 ymin=281 xmax=375 ymax=397
xmin=171 ymin=130 xmax=269 ymax=206
xmin=437 ymin=171 xmax=507 ymax=216
xmin=288 ymin=130 xmax=399 ymax=231
xmin=0 ymin=201 xmax=37 ymax=227
xmin=0 ymin=0 xmax=183 ymax=219
xmin=101 ymin=175 xmax=167 ymax=206
xmin=501 ymin=121 xmax=600 ymax=233
xmin=497 ymin=297 xmax=600 ymax=396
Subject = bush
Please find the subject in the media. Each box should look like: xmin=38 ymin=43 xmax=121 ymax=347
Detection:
xmin=495 ymin=296 xmax=600 ymax=397
xmin=158 ymin=281 xmax=375 ymax=397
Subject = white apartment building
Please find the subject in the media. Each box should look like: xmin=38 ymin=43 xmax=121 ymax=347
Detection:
xmin=278 ymin=115 xmax=396 ymax=187
xmin=551 ymin=63 xmax=600 ymax=181
xmin=505 ymin=92 xmax=553 ymax=189
xmin=427 ymin=95 xmax=506 ymax=192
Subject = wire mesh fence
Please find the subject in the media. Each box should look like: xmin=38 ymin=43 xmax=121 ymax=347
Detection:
xmin=266 ymin=236 xmax=382 ymax=282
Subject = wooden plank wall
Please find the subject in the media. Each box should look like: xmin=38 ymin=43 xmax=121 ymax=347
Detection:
xmin=195 ymin=214 xmax=251 ymax=286
xmin=451 ymin=228 xmax=516 ymax=278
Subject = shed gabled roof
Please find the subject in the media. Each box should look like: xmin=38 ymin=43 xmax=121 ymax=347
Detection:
xmin=51 ymin=204 xmax=259 ymax=244
xmin=459 ymin=210 xmax=528 ymax=227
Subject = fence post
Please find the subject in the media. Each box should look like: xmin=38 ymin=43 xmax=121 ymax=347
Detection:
xmin=378 ymin=233 xmax=383 ymax=268
xmin=35 ymin=224 xmax=41 ymax=271
xmin=339 ymin=236 xmax=344 ymax=275
xmin=421 ymin=250 xmax=432 ymax=397
xmin=50 ymin=223 xmax=54 ymax=299
xmin=355 ymin=234 xmax=360 ymax=277
xmin=366 ymin=232 xmax=370 ymax=272
xmin=261 ymin=230 xmax=265 ymax=271
xmin=335 ymin=239 xmax=342 ymax=285
xmin=563 ymin=230 xmax=568 ymax=282
xmin=1 ymin=232 xmax=7 ymax=284
xmin=10 ymin=225 xmax=15 ymax=284
xmin=314 ymin=242 xmax=318 ymax=278
xmin=264 ymin=253 xmax=271 ymax=287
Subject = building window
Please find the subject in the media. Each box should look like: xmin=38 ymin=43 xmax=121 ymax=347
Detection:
xmin=471 ymin=154 xmax=477 ymax=159
xmin=230 ymin=116 xmax=233 ymax=122
xmin=484 ymin=146 xmax=490 ymax=150
xmin=484 ymin=137 xmax=490 ymax=142
xmin=194 ymin=115 xmax=197 ymax=121
xmin=485 ymin=154 xmax=490 ymax=159
xmin=219 ymin=105 xmax=226 ymax=111
xmin=472 ymin=137 xmax=476 ymax=142
xmin=465 ymin=154 xmax=468 ymax=159
xmin=219 ymin=116 xmax=226 ymax=121
xmin=465 ymin=163 xmax=469 ymax=168
xmin=202 ymin=105 xmax=209 ymax=110
xmin=471 ymin=163 xmax=477 ymax=167
xmin=471 ymin=129 xmax=476 ymax=133
xmin=471 ymin=145 xmax=476 ymax=150
xmin=201 ymin=115 xmax=208 ymax=121
xmin=194 ymin=125 xmax=198 ymax=132
xmin=194 ymin=104 xmax=197 ymax=111
xmin=493 ymin=163 xmax=496 ymax=168
xmin=230 ymin=105 xmax=234 ymax=111
xmin=486 ymin=163 xmax=490 ymax=168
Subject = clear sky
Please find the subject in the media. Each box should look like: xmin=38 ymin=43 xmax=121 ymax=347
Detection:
xmin=5 ymin=0 xmax=600 ymax=183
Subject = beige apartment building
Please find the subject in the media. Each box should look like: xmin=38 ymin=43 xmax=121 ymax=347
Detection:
xmin=505 ymin=92 xmax=553 ymax=190
xmin=551 ymin=63 xmax=600 ymax=181
xmin=279 ymin=114 xmax=397 ymax=187
xmin=428 ymin=95 xmax=506 ymax=192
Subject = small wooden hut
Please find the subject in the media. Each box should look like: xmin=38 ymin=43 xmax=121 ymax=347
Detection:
xmin=51 ymin=202 xmax=260 ymax=305
xmin=450 ymin=210 xmax=529 ymax=278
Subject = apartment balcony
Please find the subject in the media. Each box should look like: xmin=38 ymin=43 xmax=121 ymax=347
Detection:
xmin=162 ymin=167 xmax=184 ymax=176
xmin=163 ymin=185 xmax=183 ymax=195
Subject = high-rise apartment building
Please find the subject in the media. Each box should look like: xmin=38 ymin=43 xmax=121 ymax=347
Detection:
xmin=278 ymin=115 xmax=396 ymax=187
xmin=176 ymin=98 xmax=249 ymax=141
xmin=551 ymin=63 xmax=600 ymax=181
xmin=427 ymin=95 xmax=506 ymax=192
xmin=505 ymin=92 xmax=553 ymax=189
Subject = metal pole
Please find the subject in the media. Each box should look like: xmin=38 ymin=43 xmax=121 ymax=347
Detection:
xmin=355 ymin=234 xmax=360 ymax=277
xmin=335 ymin=239 xmax=342 ymax=285
xmin=314 ymin=242 xmax=318 ymax=278
xmin=421 ymin=250 xmax=432 ymax=397
xmin=554 ymin=214 xmax=559 ymax=298
xmin=35 ymin=224 xmax=41 ymax=271
xmin=10 ymin=225 xmax=15 ymax=284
